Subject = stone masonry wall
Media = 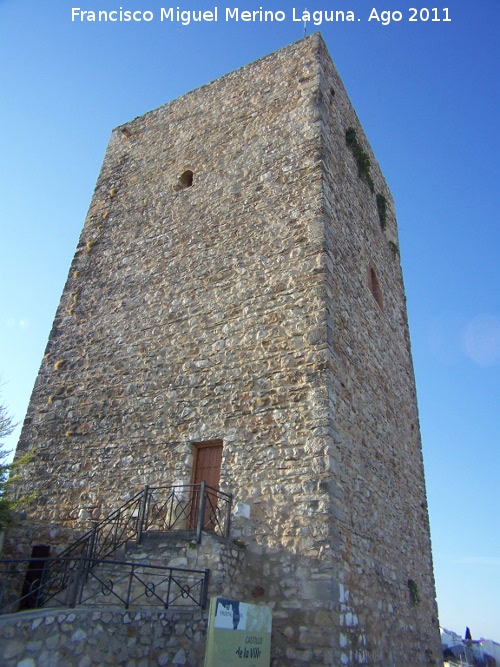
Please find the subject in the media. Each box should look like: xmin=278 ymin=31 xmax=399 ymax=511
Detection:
xmin=0 ymin=607 xmax=207 ymax=667
xmin=7 ymin=35 xmax=337 ymax=665
xmin=10 ymin=35 xmax=327 ymax=538
xmin=6 ymin=34 xmax=440 ymax=666
xmin=316 ymin=38 xmax=441 ymax=665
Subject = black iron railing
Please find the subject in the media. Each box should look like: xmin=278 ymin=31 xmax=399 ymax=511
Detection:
xmin=79 ymin=559 xmax=209 ymax=609
xmin=31 ymin=490 xmax=146 ymax=608
xmin=0 ymin=557 xmax=209 ymax=614
xmin=140 ymin=483 xmax=232 ymax=543
xmin=0 ymin=483 xmax=231 ymax=613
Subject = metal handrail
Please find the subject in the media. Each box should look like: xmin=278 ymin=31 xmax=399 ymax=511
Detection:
xmin=0 ymin=557 xmax=210 ymax=614
xmin=143 ymin=483 xmax=232 ymax=541
xmin=1 ymin=484 xmax=231 ymax=613
xmin=58 ymin=489 xmax=145 ymax=562
xmin=37 ymin=490 xmax=146 ymax=607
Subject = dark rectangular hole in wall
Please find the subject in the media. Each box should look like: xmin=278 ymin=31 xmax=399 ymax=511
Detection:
xmin=19 ymin=545 xmax=50 ymax=610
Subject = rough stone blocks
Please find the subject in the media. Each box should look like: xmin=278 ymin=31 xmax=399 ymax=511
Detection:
xmin=7 ymin=34 xmax=441 ymax=666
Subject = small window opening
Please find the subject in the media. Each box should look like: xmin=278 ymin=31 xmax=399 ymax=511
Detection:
xmin=174 ymin=170 xmax=193 ymax=191
xmin=368 ymin=266 xmax=384 ymax=311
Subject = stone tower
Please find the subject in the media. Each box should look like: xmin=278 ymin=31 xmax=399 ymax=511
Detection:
xmin=7 ymin=34 xmax=441 ymax=665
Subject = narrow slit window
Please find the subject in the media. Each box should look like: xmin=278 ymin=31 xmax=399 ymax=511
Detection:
xmin=368 ymin=266 xmax=384 ymax=311
xmin=174 ymin=170 xmax=193 ymax=191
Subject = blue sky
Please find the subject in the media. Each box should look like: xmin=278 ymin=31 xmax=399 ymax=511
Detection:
xmin=1 ymin=0 xmax=498 ymax=642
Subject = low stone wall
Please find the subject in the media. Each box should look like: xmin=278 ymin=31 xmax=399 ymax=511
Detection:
xmin=0 ymin=607 xmax=208 ymax=667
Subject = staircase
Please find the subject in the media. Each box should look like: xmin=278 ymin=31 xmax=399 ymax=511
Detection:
xmin=0 ymin=483 xmax=234 ymax=614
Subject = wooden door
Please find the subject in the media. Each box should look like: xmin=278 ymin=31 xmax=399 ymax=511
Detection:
xmin=191 ymin=441 xmax=223 ymax=532
xmin=192 ymin=441 xmax=223 ymax=489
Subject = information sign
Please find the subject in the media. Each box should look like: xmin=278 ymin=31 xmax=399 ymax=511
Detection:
xmin=204 ymin=598 xmax=272 ymax=667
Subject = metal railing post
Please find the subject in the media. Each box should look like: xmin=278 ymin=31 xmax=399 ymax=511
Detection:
xmin=165 ymin=567 xmax=172 ymax=608
xmin=201 ymin=568 xmax=210 ymax=609
xmin=113 ymin=509 xmax=121 ymax=550
xmin=68 ymin=558 xmax=85 ymax=608
xmin=32 ymin=577 xmax=44 ymax=610
xmin=34 ymin=557 xmax=50 ymax=609
xmin=63 ymin=561 xmax=73 ymax=607
xmin=125 ymin=563 xmax=135 ymax=609
xmin=196 ymin=482 xmax=206 ymax=544
xmin=0 ymin=562 xmax=9 ymax=609
xmin=136 ymin=485 xmax=149 ymax=544
xmin=87 ymin=522 xmax=98 ymax=569
xmin=225 ymin=494 xmax=232 ymax=539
